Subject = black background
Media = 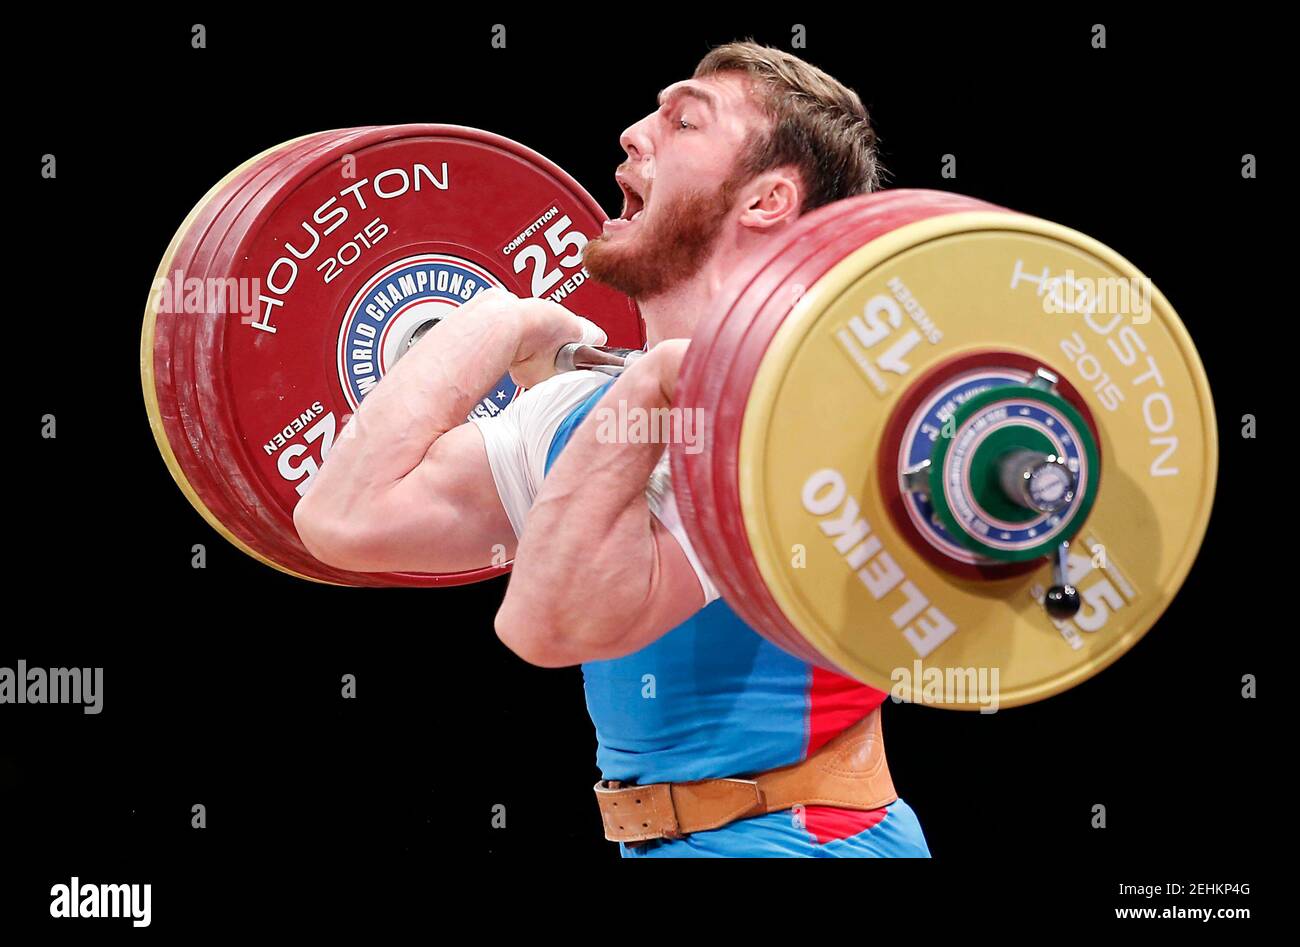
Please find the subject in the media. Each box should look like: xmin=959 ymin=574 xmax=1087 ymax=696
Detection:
xmin=5 ymin=9 xmax=1276 ymax=934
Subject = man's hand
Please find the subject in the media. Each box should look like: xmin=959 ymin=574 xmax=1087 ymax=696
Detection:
xmin=496 ymin=336 xmax=707 ymax=667
xmin=423 ymin=287 xmax=609 ymax=388
xmin=450 ymin=290 xmax=608 ymax=388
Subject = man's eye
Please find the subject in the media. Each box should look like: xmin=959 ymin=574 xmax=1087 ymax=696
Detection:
xmin=679 ymin=117 xmax=694 ymax=130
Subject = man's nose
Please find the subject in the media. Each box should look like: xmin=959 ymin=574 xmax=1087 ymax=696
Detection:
xmin=619 ymin=114 xmax=655 ymax=162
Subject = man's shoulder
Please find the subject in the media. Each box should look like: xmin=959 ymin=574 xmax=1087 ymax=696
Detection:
xmin=468 ymin=369 xmax=615 ymax=530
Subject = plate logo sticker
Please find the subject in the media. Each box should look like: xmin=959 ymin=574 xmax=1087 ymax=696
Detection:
xmin=337 ymin=253 xmax=516 ymax=415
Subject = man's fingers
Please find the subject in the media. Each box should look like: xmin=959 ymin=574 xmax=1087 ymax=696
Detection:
xmin=573 ymin=315 xmax=608 ymax=347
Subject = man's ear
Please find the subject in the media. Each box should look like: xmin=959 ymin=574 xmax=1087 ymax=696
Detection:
xmin=736 ymin=167 xmax=802 ymax=231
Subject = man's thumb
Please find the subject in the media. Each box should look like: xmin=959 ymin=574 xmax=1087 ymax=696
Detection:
xmin=573 ymin=315 xmax=608 ymax=347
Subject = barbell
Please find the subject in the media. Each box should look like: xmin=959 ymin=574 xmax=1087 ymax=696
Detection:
xmin=141 ymin=125 xmax=1217 ymax=707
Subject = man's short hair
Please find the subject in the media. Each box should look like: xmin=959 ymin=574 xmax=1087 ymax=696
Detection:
xmin=695 ymin=40 xmax=882 ymax=212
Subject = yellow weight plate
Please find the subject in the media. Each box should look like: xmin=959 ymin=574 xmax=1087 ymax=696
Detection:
xmin=739 ymin=211 xmax=1216 ymax=708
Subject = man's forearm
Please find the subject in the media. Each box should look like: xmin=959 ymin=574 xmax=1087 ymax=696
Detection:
xmin=501 ymin=361 xmax=673 ymax=662
xmin=308 ymin=307 xmax=522 ymax=499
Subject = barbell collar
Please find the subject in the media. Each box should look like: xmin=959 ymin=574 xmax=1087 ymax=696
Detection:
xmin=554 ymin=343 xmax=645 ymax=376
xmin=998 ymin=449 xmax=1077 ymax=513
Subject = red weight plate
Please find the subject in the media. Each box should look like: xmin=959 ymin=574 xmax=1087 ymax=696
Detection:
xmin=712 ymin=192 xmax=1006 ymax=668
xmin=172 ymin=127 xmax=586 ymax=584
xmin=173 ymin=130 xmax=392 ymax=583
xmin=191 ymin=126 xmax=642 ymax=586
xmin=716 ymin=191 xmax=1013 ymax=670
xmin=712 ymin=202 xmax=922 ymax=663
xmin=673 ymin=195 xmax=899 ymax=657
xmin=691 ymin=191 xmax=1011 ymax=671
xmin=876 ymin=350 xmax=1099 ymax=581
xmin=147 ymin=132 xmax=358 ymax=580
xmin=675 ymin=195 xmax=927 ymax=656
xmin=675 ymin=191 xmax=952 ymax=661
xmin=159 ymin=131 xmax=374 ymax=583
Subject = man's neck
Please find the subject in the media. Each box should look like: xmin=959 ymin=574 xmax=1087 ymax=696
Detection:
xmin=638 ymin=234 xmax=756 ymax=348
xmin=639 ymin=281 xmax=716 ymax=348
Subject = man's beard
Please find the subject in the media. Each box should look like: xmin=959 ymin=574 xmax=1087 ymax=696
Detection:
xmin=584 ymin=176 xmax=740 ymax=300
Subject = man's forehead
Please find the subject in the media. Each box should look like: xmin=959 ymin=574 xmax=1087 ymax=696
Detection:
xmin=659 ymin=74 xmax=761 ymax=113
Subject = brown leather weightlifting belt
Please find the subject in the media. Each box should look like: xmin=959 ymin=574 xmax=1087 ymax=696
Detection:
xmin=594 ymin=707 xmax=895 ymax=845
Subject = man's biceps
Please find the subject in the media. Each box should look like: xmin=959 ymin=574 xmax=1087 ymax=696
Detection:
xmin=378 ymin=427 xmax=509 ymax=545
xmin=376 ymin=435 xmax=516 ymax=567
xmin=419 ymin=422 xmax=502 ymax=504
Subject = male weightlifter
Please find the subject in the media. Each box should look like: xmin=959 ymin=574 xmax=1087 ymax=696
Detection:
xmin=294 ymin=41 xmax=930 ymax=857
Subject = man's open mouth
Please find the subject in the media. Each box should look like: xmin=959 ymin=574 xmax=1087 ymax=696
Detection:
xmin=617 ymin=175 xmax=647 ymax=222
